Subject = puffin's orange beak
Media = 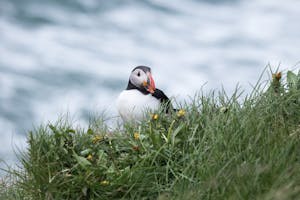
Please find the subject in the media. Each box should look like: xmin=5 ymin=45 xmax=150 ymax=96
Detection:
xmin=143 ymin=72 xmax=156 ymax=94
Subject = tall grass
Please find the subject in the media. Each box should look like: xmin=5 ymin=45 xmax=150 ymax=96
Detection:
xmin=1 ymin=69 xmax=300 ymax=200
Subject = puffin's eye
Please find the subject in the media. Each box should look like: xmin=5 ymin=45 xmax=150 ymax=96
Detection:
xmin=137 ymin=72 xmax=141 ymax=77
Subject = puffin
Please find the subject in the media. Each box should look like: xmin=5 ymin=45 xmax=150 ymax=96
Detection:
xmin=117 ymin=66 xmax=173 ymax=122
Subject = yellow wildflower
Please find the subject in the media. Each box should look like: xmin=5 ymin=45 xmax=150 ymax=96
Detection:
xmin=272 ymin=72 xmax=282 ymax=81
xmin=92 ymin=135 xmax=103 ymax=144
xmin=152 ymin=114 xmax=159 ymax=120
xmin=134 ymin=132 xmax=140 ymax=140
xmin=177 ymin=109 xmax=186 ymax=117
xmin=87 ymin=154 xmax=93 ymax=161
xmin=100 ymin=180 xmax=109 ymax=186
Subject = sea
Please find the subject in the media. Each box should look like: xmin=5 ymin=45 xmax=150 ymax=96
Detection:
xmin=1 ymin=0 xmax=300 ymax=170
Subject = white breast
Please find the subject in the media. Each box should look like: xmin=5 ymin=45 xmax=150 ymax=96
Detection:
xmin=116 ymin=90 xmax=160 ymax=122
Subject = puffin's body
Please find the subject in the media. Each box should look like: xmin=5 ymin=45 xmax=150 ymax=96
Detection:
xmin=116 ymin=66 xmax=172 ymax=122
xmin=117 ymin=90 xmax=160 ymax=122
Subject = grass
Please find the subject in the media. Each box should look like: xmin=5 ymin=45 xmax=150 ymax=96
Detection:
xmin=1 ymin=69 xmax=300 ymax=200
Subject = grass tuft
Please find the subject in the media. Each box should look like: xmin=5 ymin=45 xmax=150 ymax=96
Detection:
xmin=1 ymin=69 xmax=300 ymax=199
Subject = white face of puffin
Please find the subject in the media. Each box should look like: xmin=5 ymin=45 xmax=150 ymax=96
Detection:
xmin=129 ymin=68 xmax=156 ymax=93
xmin=129 ymin=68 xmax=147 ymax=87
xmin=117 ymin=67 xmax=160 ymax=122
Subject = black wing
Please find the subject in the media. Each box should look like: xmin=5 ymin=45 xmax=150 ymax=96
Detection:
xmin=152 ymin=88 xmax=175 ymax=113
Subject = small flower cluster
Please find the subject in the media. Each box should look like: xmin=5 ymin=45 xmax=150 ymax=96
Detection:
xmin=92 ymin=135 xmax=103 ymax=144
xmin=151 ymin=109 xmax=186 ymax=121
xmin=272 ymin=72 xmax=282 ymax=81
xmin=100 ymin=180 xmax=109 ymax=186
xmin=152 ymin=114 xmax=159 ymax=120
xmin=133 ymin=132 xmax=140 ymax=140
xmin=87 ymin=154 xmax=93 ymax=161
xmin=177 ymin=109 xmax=186 ymax=117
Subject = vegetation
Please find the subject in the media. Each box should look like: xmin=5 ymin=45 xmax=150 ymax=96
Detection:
xmin=1 ymin=69 xmax=300 ymax=200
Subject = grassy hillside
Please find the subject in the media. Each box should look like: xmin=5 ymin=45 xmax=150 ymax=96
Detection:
xmin=1 ymin=69 xmax=300 ymax=200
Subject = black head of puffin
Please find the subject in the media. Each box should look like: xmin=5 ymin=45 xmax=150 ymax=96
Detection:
xmin=127 ymin=66 xmax=156 ymax=94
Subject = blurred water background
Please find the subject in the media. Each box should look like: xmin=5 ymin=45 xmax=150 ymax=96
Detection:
xmin=0 ymin=0 xmax=300 ymax=169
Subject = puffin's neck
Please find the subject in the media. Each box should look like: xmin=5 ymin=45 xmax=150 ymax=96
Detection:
xmin=126 ymin=81 xmax=149 ymax=95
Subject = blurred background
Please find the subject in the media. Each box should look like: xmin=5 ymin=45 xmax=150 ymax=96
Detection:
xmin=0 ymin=0 xmax=300 ymax=168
